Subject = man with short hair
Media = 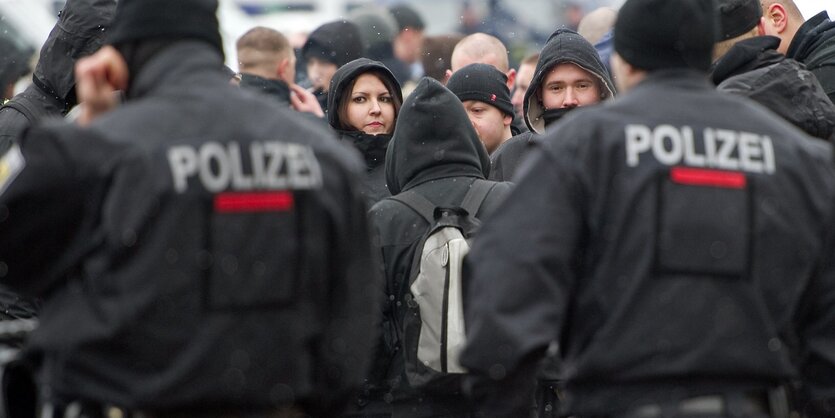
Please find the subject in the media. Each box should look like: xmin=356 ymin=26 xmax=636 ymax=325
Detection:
xmin=460 ymin=0 xmax=835 ymax=417
xmin=712 ymin=0 xmax=835 ymax=140
xmin=761 ymin=0 xmax=835 ymax=102
xmin=237 ymin=26 xmax=324 ymax=117
xmin=301 ymin=20 xmax=364 ymax=113
xmin=489 ymin=29 xmax=616 ymax=181
xmin=447 ymin=63 xmax=515 ymax=154
xmin=389 ymin=4 xmax=426 ymax=83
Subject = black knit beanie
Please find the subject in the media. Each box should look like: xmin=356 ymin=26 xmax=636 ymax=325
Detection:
xmin=717 ymin=0 xmax=762 ymax=40
xmin=614 ymin=0 xmax=719 ymax=72
xmin=107 ymin=0 xmax=223 ymax=56
xmin=446 ymin=63 xmax=514 ymax=116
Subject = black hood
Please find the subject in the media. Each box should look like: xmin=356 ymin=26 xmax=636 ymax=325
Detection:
xmin=302 ymin=20 xmax=365 ymax=68
xmin=523 ymin=29 xmax=616 ymax=134
xmin=710 ymin=36 xmax=784 ymax=85
xmin=33 ymin=0 xmax=116 ymax=110
xmin=787 ymin=11 xmax=835 ymax=66
xmin=385 ymin=77 xmax=490 ymax=195
xmin=327 ymin=58 xmax=402 ymax=130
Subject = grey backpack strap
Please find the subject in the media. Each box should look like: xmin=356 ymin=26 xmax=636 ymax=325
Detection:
xmin=390 ymin=191 xmax=437 ymax=223
xmin=460 ymin=179 xmax=496 ymax=217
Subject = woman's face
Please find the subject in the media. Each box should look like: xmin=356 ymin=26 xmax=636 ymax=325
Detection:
xmin=346 ymin=73 xmax=396 ymax=135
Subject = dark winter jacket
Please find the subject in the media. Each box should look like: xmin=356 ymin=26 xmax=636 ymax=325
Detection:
xmin=461 ymin=70 xmax=835 ymax=417
xmin=0 ymin=0 xmax=116 ymax=320
xmin=239 ymin=73 xmax=291 ymax=107
xmin=0 ymin=41 xmax=381 ymax=416
xmin=787 ymin=11 xmax=835 ymax=104
xmin=712 ymin=36 xmax=835 ymax=141
xmin=363 ymin=78 xmax=511 ymax=417
xmin=491 ymin=30 xmax=615 ymax=182
xmin=328 ymin=58 xmax=402 ymax=206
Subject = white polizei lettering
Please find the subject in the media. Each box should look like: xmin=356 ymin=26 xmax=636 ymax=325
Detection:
xmin=263 ymin=142 xmax=288 ymax=189
xmin=652 ymin=125 xmax=684 ymax=166
xmin=199 ymin=142 xmax=232 ymax=193
xmin=681 ymin=126 xmax=706 ymax=167
xmin=715 ymin=129 xmax=740 ymax=170
xmin=302 ymin=145 xmax=323 ymax=188
xmin=227 ymin=142 xmax=253 ymax=189
xmin=625 ymin=124 xmax=652 ymax=167
xmin=738 ymin=132 xmax=763 ymax=173
xmin=249 ymin=142 xmax=266 ymax=187
xmin=704 ymin=128 xmax=718 ymax=168
xmin=285 ymin=144 xmax=311 ymax=188
xmin=762 ymin=136 xmax=776 ymax=174
xmin=168 ymin=146 xmax=198 ymax=193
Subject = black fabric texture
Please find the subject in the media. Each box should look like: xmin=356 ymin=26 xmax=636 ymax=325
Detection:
xmin=712 ymin=36 xmax=835 ymax=140
xmin=239 ymin=73 xmax=292 ymax=107
xmin=447 ymin=63 xmax=514 ymax=116
xmin=106 ymin=0 xmax=223 ymax=58
xmin=614 ymin=0 xmax=718 ymax=72
xmin=0 ymin=37 xmax=33 ymax=90
xmin=302 ymin=21 xmax=364 ymax=67
xmin=385 ymin=77 xmax=491 ymax=195
xmin=33 ymin=0 xmax=116 ymax=110
xmin=523 ymin=29 xmax=616 ymax=134
xmin=786 ymin=11 xmax=835 ymax=104
xmin=389 ymin=4 xmax=425 ymax=31
xmin=717 ymin=0 xmax=762 ymax=40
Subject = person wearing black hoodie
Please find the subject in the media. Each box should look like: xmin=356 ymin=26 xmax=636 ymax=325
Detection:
xmin=489 ymin=29 xmax=616 ymax=182
xmin=761 ymin=1 xmax=835 ymax=104
xmin=302 ymin=20 xmax=365 ymax=115
xmin=328 ymin=58 xmax=403 ymax=206
xmin=0 ymin=0 xmax=381 ymax=416
xmin=0 ymin=0 xmax=116 ymax=321
xmin=711 ymin=0 xmax=835 ymax=141
xmin=362 ymin=78 xmax=511 ymax=417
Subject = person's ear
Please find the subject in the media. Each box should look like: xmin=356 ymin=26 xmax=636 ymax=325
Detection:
xmin=503 ymin=113 xmax=512 ymax=127
xmin=505 ymin=68 xmax=516 ymax=91
xmin=276 ymin=58 xmax=289 ymax=78
xmin=443 ymin=69 xmax=453 ymax=85
xmin=764 ymin=3 xmax=789 ymax=34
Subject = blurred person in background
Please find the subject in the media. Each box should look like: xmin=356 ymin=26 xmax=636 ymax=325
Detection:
xmin=349 ymin=5 xmax=411 ymax=87
xmin=577 ymin=7 xmax=617 ymax=73
xmin=0 ymin=36 xmax=33 ymax=102
xmin=301 ymin=20 xmax=364 ymax=114
xmin=420 ymin=34 xmax=464 ymax=84
xmin=511 ymin=52 xmax=538 ymax=128
xmin=389 ymin=4 xmax=426 ymax=85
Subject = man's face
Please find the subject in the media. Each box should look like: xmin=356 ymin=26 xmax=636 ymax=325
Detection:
xmin=306 ymin=57 xmax=338 ymax=91
xmin=538 ymin=62 xmax=601 ymax=109
xmin=512 ymin=62 xmax=536 ymax=119
xmin=462 ymin=100 xmax=511 ymax=154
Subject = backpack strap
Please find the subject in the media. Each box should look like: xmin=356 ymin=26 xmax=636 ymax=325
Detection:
xmin=390 ymin=191 xmax=437 ymax=223
xmin=460 ymin=179 xmax=496 ymax=218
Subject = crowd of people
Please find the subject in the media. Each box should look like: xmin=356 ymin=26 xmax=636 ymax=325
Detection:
xmin=0 ymin=0 xmax=834 ymax=417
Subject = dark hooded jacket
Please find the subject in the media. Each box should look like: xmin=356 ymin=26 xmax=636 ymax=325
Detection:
xmin=328 ymin=58 xmax=402 ymax=206
xmin=712 ymin=36 xmax=835 ymax=141
xmin=239 ymin=73 xmax=292 ymax=107
xmin=0 ymin=0 xmax=115 ymax=320
xmin=302 ymin=20 xmax=365 ymax=114
xmin=787 ymin=11 xmax=835 ymax=104
xmin=363 ymin=78 xmax=511 ymax=416
xmin=490 ymin=29 xmax=616 ymax=182
xmin=0 ymin=0 xmax=115 ymax=151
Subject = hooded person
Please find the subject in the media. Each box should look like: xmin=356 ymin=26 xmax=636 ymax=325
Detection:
xmin=0 ymin=0 xmax=382 ymax=416
xmin=0 ymin=0 xmax=115 ymax=322
xmin=489 ymin=29 xmax=616 ymax=181
xmin=0 ymin=0 xmax=116 ymax=152
xmin=328 ymin=58 xmax=403 ymax=205
xmin=361 ymin=77 xmax=511 ymax=417
xmin=710 ymin=0 xmax=835 ymax=141
xmin=301 ymin=20 xmax=364 ymax=114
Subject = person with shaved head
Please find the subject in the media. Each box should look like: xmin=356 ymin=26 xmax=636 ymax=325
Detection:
xmin=446 ymin=33 xmax=515 ymax=89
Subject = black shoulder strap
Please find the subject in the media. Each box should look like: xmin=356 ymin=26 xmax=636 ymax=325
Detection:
xmin=460 ymin=179 xmax=496 ymax=218
xmin=390 ymin=191 xmax=437 ymax=223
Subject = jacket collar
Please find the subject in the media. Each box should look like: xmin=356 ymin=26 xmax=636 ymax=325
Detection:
xmin=710 ymin=36 xmax=784 ymax=85
xmin=130 ymin=41 xmax=226 ymax=99
xmin=239 ymin=73 xmax=291 ymax=105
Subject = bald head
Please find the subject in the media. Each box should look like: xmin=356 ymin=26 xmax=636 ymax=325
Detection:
xmin=578 ymin=7 xmax=617 ymax=45
xmin=761 ymin=0 xmax=804 ymax=20
xmin=451 ymin=33 xmax=510 ymax=72
xmin=760 ymin=0 xmax=805 ymax=54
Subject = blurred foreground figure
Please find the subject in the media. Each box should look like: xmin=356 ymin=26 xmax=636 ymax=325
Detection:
xmin=0 ymin=0 xmax=380 ymax=416
xmin=461 ymin=0 xmax=835 ymax=417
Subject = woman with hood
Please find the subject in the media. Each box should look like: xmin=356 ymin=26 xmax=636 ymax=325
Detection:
xmin=328 ymin=58 xmax=403 ymax=205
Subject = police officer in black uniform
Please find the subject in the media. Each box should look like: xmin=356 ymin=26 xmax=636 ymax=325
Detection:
xmin=459 ymin=0 xmax=835 ymax=417
xmin=0 ymin=0 xmax=381 ymax=417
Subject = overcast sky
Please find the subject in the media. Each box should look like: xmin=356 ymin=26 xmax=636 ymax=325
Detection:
xmin=793 ymin=0 xmax=833 ymax=20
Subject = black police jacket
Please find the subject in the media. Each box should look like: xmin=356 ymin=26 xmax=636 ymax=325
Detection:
xmin=788 ymin=11 xmax=835 ymax=104
xmin=0 ymin=41 xmax=381 ymax=416
xmin=461 ymin=70 xmax=835 ymax=417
